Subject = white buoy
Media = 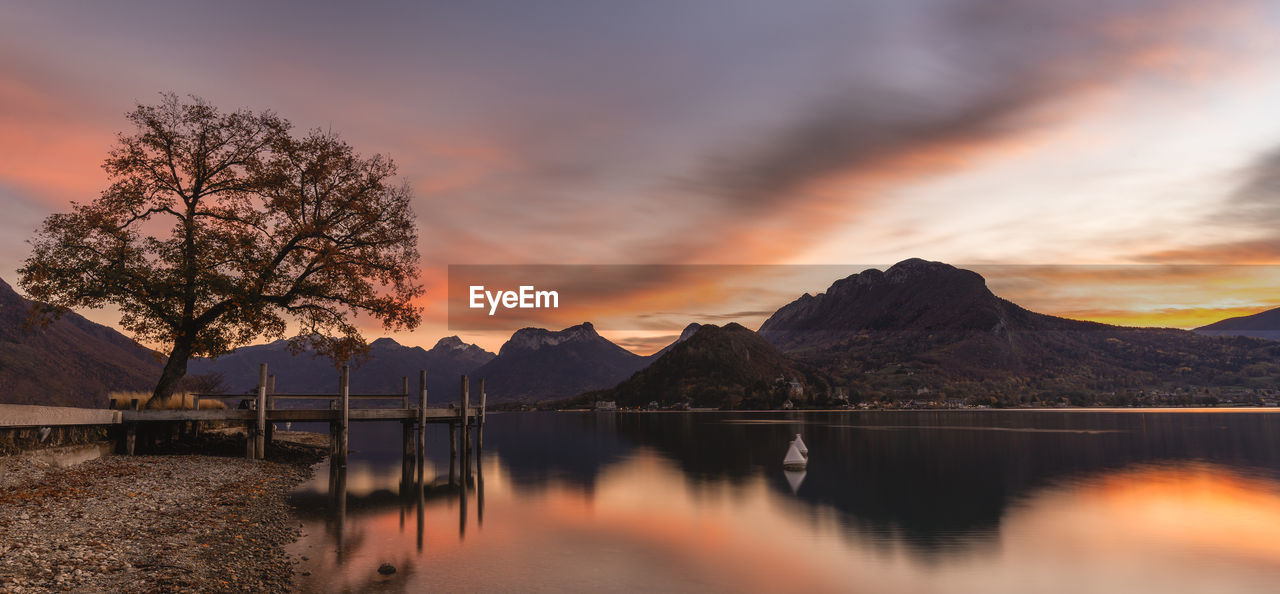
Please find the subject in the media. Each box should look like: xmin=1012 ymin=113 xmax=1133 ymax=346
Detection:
xmin=783 ymin=441 xmax=807 ymax=470
xmin=792 ymin=433 xmax=808 ymax=457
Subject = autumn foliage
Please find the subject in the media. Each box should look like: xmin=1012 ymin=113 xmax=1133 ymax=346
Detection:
xmin=20 ymin=94 xmax=423 ymax=404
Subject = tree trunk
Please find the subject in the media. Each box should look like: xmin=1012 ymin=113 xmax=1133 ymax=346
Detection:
xmin=150 ymin=342 xmax=193 ymax=408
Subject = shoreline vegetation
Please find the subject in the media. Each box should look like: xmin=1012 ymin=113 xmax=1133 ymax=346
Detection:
xmin=108 ymin=391 xmax=228 ymax=411
xmin=0 ymin=431 xmax=325 ymax=593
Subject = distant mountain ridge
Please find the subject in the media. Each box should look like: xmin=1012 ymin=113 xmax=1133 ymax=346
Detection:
xmin=188 ymin=335 xmax=494 ymax=399
xmin=190 ymin=321 xmax=660 ymax=404
xmin=1195 ymin=307 xmax=1280 ymax=341
xmin=0 ymin=277 xmax=161 ymax=407
xmin=474 ymin=322 xmax=649 ymax=402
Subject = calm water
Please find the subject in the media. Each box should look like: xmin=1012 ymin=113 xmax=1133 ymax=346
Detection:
xmin=288 ymin=410 xmax=1280 ymax=593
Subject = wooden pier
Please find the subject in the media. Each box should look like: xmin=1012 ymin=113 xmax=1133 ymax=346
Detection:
xmin=113 ymin=364 xmax=486 ymax=475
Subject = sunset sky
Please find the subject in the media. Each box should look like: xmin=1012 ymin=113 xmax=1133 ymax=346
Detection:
xmin=4 ymin=0 xmax=1280 ymax=354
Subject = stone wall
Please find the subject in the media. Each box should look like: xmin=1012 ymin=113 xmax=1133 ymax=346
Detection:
xmin=0 ymin=425 xmax=110 ymax=455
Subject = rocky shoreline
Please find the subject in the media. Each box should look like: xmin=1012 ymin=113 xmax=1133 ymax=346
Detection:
xmin=0 ymin=433 xmax=326 ymax=593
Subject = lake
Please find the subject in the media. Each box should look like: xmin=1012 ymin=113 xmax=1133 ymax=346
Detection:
xmin=287 ymin=410 xmax=1280 ymax=593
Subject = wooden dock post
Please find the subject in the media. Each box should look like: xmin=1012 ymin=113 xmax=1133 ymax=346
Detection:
xmin=477 ymin=378 xmax=486 ymax=526
xmin=327 ymin=455 xmax=335 ymax=495
xmin=448 ymin=421 xmax=457 ymax=486
xmin=417 ymin=370 xmax=427 ymax=484
xmin=461 ymin=375 xmax=470 ymax=483
xmin=448 ymin=380 xmax=458 ymax=486
xmin=478 ymin=378 xmax=486 ymax=457
xmin=191 ymin=394 xmax=201 ymax=438
xmin=265 ymin=374 xmax=276 ymax=444
xmin=328 ymin=399 xmax=339 ymax=460
xmin=255 ymin=363 xmax=267 ymax=459
xmin=459 ymin=468 xmax=468 ymax=539
xmin=246 ymin=421 xmax=255 ymax=459
xmin=125 ymin=398 xmax=139 ymax=455
xmin=416 ymin=471 xmax=425 ymax=552
xmin=333 ymin=462 xmax=348 ymax=560
xmin=401 ymin=376 xmax=412 ymax=485
xmin=339 ymin=365 xmax=350 ymax=467
xmin=401 ymin=426 xmax=412 ymax=486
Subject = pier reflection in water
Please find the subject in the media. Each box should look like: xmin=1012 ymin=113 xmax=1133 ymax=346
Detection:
xmin=299 ymin=416 xmax=489 ymax=565
xmin=288 ymin=411 xmax=1280 ymax=593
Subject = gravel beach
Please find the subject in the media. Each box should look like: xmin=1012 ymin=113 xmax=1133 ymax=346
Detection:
xmin=0 ymin=434 xmax=326 ymax=593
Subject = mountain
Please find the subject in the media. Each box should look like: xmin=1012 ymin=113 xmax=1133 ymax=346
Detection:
xmin=1195 ymin=308 xmax=1280 ymax=341
xmin=758 ymin=259 xmax=1280 ymax=403
xmin=584 ymin=323 xmax=832 ymax=409
xmin=651 ymin=323 xmax=702 ymax=358
xmin=758 ymin=258 xmax=1110 ymax=375
xmin=472 ymin=322 xmax=648 ymax=402
xmin=188 ymin=335 xmax=494 ymax=401
xmin=0 ymin=277 xmax=162 ymax=407
xmin=760 ymin=258 xmax=1074 ymax=349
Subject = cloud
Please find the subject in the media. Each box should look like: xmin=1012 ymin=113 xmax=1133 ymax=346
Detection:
xmin=533 ymin=0 xmax=1268 ymax=321
xmin=608 ymin=334 xmax=679 ymax=355
xmin=1230 ymin=147 xmax=1280 ymax=223
xmin=1139 ymin=240 xmax=1280 ymax=264
xmin=311 ymin=0 xmax=1265 ymax=275
xmin=1137 ymin=144 xmax=1280 ymax=265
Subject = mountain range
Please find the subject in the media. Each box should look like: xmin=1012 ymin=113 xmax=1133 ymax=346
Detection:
xmin=472 ymin=322 xmax=651 ymax=402
xmin=187 ymin=335 xmax=495 ymax=401
xmin=188 ymin=322 xmax=650 ymax=404
xmin=0 ymin=278 xmax=161 ymax=407
xmin=1195 ymin=307 xmax=1280 ymax=341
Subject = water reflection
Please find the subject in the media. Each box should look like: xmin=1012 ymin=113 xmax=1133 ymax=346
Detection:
xmin=292 ymin=456 xmax=487 ymax=591
xmin=783 ymin=469 xmax=806 ymax=494
xmin=289 ymin=411 xmax=1280 ymax=593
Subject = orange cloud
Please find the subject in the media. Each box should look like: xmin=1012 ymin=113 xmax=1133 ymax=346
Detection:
xmin=1139 ymin=240 xmax=1280 ymax=265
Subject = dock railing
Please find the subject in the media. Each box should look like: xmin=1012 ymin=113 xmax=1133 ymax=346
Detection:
xmin=117 ymin=364 xmax=485 ymax=486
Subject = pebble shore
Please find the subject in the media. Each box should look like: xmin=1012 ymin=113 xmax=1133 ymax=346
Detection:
xmin=0 ymin=434 xmax=326 ymax=593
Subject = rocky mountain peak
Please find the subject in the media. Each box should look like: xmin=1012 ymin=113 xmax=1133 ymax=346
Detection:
xmin=431 ymin=336 xmax=470 ymax=351
xmin=884 ymin=258 xmax=963 ymax=282
xmin=758 ymin=258 xmax=1020 ymax=350
xmin=502 ymin=322 xmax=600 ymax=354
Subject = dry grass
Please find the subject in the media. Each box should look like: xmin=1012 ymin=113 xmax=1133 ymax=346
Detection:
xmin=108 ymin=391 xmax=227 ymax=410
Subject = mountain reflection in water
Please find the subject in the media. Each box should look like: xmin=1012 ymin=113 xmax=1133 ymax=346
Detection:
xmin=288 ymin=410 xmax=1280 ymax=593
